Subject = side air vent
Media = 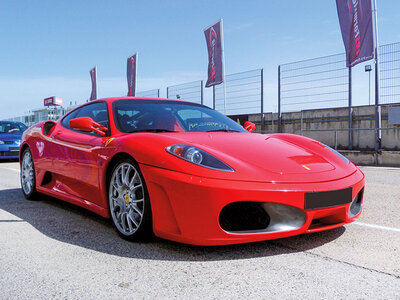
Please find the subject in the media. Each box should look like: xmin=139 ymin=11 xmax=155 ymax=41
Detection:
xmin=42 ymin=121 xmax=57 ymax=136
xmin=41 ymin=171 xmax=53 ymax=186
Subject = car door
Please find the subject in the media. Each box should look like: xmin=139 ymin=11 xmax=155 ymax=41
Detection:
xmin=51 ymin=102 xmax=110 ymax=206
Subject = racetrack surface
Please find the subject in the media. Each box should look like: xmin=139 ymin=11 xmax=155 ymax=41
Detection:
xmin=0 ymin=161 xmax=399 ymax=299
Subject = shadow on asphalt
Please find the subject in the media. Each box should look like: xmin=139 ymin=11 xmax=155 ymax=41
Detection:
xmin=0 ymin=159 xmax=19 ymax=163
xmin=0 ymin=188 xmax=345 ymax=261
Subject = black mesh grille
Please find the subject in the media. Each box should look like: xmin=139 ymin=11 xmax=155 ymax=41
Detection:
xmin=0 ymin=151 xmax=18 ymax=157
xmin=219 ymin=202 xmax=270 ymax=232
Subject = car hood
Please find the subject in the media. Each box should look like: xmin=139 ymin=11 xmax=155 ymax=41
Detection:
xmin=119 ymin=132 xmax=358 ymax=184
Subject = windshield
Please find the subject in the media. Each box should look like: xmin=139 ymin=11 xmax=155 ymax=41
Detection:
xmin=0 ymin=122 xmax=27 ymax=134
xmin=113 ymin=99 xmax=247 ymax=133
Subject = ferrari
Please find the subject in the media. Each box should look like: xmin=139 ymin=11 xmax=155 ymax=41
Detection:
xmin=20 ymin=97 xmax=365 ymax=245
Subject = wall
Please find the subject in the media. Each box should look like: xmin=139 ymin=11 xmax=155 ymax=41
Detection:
xmin=248 ymin=104 xmax=400 ymax=151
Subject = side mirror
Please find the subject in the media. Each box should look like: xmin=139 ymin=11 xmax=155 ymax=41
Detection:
xmin=69 ymin=117 xmax=108 ymax=136
xmin=244 ymin=121 xmax=256 ymax=132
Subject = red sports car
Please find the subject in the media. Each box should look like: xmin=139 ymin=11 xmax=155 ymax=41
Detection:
xmin=20 ymin=97 xmax=365 ymax=245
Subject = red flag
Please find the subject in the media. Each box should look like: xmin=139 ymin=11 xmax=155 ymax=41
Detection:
xmin=90 ymin=67 xmax=97 ymax=100
xmin=204 ymin=20 xmax=223 ymax=87
xmin=127 ymin=53 xmax=137 ymax=96
xmin=336 ymin=0 xmax=374 ymax=67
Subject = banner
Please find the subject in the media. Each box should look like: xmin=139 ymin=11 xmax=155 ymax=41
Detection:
xmin=127 ymin=53 xmax=137 ymax=96
xmin=336 ymin=0 xmax=374 ymax=67
xmin=90 ymin=67 xmax=97 ymax=100
xmin=204 ymin=20 xmax=223 ymax=87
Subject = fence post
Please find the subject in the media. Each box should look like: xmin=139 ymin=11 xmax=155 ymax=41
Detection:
xmin=278 ymin=65 xmax=282 ymax=133
xmin=201 ymin=80 xmax=204 ymax=105
xmin=348 ymin=66 xmax=353 ymax=150
xmin=213 ymin=85 xmax=216 ymax=110
xmin=261 ymin=69 xmax=264 ymax=133
xmin=300 ymin=111 xmax=303 ymax=136
xmin=335 ymin=131 xmax=338 ymax=150
xmin=157 ymin=89 xmax=160 ymax=98
xmin=166 ymin=87 xmax=169 ymax=98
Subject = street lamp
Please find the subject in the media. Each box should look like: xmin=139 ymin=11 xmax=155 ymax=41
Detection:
xmin=365 ymin=64 xmax=372 ymax=105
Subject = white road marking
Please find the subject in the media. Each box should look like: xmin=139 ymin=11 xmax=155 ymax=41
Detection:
xmin=353 ymin=221 xmax=400 ymax=233
xmin=0 ymin=167 xmax=20 ymax=173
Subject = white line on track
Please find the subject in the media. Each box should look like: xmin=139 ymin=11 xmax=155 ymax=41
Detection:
xmin=353 ymin=221 xmax=400 ymax=233
xmin=0 ymin=167 xmax=20 ymax=173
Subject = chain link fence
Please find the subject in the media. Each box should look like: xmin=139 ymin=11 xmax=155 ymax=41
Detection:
xmin=136 ymin=89 xmax=160 ymax=98
xmin=379 ymin=42 xmax=400 ymax=104
xmin=166 ymin=80 xmax=203 ymax=104
xmin=214 ymin=69 xmax=263 ymax=116
xmin=279 ymin=53 xmax=349 ymax=113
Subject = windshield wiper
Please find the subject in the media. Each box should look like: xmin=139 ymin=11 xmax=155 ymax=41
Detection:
xmin=128 ymin=129 xmax=176 ymax=133
xmin=206 ymin=129 xmax=241 ymax=132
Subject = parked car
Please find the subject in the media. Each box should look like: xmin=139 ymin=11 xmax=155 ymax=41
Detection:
xmin=20 ymin=97 xmax=365 ymax=245
xmin=0 ymin=121 xmax=27 ymax=160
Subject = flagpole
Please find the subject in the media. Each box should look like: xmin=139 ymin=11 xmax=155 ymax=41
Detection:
xmin=95 ymin=65 xmax=97 ymax=100
xmin=220 ymin=18 xmax=227 ymax=115
xmin=372 ymin=0 xmax=381 ymax=150
xmin=135 ymin=52 xmax=138 ymax=97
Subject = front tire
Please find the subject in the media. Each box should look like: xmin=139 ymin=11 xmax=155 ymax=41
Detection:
xmin=108 ymin=158 xmax=152 ymax=241
xmin=20 ymin=148 xmax=38 ymax=200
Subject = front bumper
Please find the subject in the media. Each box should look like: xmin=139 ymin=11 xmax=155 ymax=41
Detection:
xmin=140 ymin=164 xmax=365 ymax=246
xmin=0 ymin=144 xmax=20 ymax=159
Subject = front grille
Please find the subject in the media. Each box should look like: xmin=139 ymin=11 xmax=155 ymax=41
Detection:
xmin=0 ymin=151 xmax=19 ymax=157
xmin=305 ymin=187 xmax=352 ymax=210
xmin=219 ymin=202 xmax=270 ymax=232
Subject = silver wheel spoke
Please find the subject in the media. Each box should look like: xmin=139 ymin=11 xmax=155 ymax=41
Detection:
xmin=131 ymin=204 xmax=143 ymax=218
xmin=128 ymin=210 xmax=139 ymax=227
xmin=131 ymin=198 xmax=144 ymax=203
xmin=130 ymin=184 xmax=142 ymax=193
xmin=129 ymin=172 xmax=139 ymax=187
xmin=124 ymin=167 xmax=131 ymax=186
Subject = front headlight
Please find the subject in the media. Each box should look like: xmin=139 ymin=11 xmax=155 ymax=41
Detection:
xmin=0 ymin=140 xmax=4 ymax=145
xmin=15 ymin=140 xmax=21 ymax=146
xmin=320 ymin=142 xmax=350 ymax=164
xmin=166 ymin=144 xmax=234 ymax=172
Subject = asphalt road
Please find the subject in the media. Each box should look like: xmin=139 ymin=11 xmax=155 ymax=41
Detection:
xmin=0 ymin=161 xmax=399 ymax=299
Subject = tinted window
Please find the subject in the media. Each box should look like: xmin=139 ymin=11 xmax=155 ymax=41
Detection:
xmin=76 ymin=102 xmax=109 ymax=127
xmin=61 ymin=110 xmax=79 ymax=129
xmin=113 ymin=99 xmax=246 ymax=133
xmin=61 ymin=102 xmax=109 ymax=133
xmin=0 ymin=122 xmax=27 ymax=134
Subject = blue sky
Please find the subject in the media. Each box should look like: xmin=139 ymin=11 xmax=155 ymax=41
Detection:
xmin=1 ymin=0 xmax=400 ymax=120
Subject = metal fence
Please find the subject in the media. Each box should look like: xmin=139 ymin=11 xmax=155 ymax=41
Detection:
xmin=379 ymin=41 xmax=400 ymax=104
xmin=136 ymin=89 xmax=160 ymax=98
xmin=214 ymin=69 xmax=263 ymax=117
xmin=166 ymin=80 xmax=203 ymax=104
xmin=278 ymin=53 xmax=349 ymax=114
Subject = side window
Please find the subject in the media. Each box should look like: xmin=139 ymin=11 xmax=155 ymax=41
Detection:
xmin=76 ymin=102 xmax=109 ymax=127
xmin=61 ymin=110 xmax=79 ymax=129
xmin=61 ymin=102 xmax=109 ymax=134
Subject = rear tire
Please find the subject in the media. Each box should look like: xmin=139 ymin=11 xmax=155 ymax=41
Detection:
xmin=20 ymin=148 xmax=38 ymax=200
xmin=108 ymin=158 xmax=152 ymax=241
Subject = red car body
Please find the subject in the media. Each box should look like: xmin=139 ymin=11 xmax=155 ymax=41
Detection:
xmin=20 ymin=97 xmax=365 ymax=245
